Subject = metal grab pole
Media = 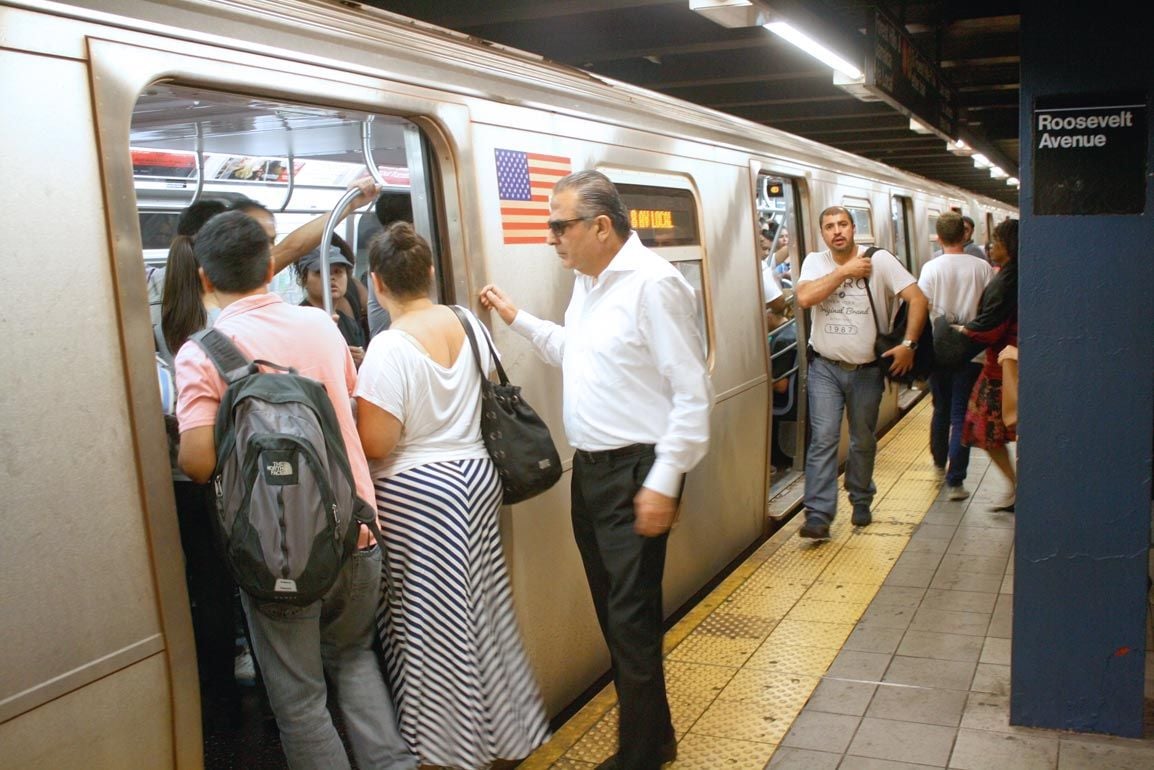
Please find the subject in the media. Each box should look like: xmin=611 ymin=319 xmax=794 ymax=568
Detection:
xmin=361 ymin=119 xmax=387 ymax=188
xmin=319 ymin=186 xmax=362 ymax=319
xmin=278 ymin=152 xmax=296 ymax=213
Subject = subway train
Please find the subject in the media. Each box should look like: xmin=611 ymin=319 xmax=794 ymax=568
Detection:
xmin=0 ymin=0 xmax=1017 ymax=766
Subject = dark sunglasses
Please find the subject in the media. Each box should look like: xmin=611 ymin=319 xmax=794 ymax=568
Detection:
xmin=546 ymin=216 xmax=591 ymax=237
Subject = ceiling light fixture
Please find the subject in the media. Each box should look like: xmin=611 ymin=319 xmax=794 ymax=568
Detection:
xmin=946 ymin=139 xmax=973 ymax=156
xmin=972 ymin=153 xmax=992 ymax=169
xmin=909 ymin=118 xmax=934 ymax=135
xmin=1006 ymin=177 xmax=1020 ymax=187
xmin=764 ymin=20 xmax=863 ymax=80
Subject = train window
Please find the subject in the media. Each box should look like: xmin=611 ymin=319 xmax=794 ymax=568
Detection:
xmin=890 ymin=196 xmax=914 ymax=273
xmin=131 ymin=85 xmax=441 ymax=307
xmin=612 ymin=179 xmax=708 ymax=346
xmin=843 ymin=204 xmax=873 ymax=240
xmin=927 ymin=209 xmax=941 ymax=248
xmin=616 ymin=184 xmax=699 ymax=247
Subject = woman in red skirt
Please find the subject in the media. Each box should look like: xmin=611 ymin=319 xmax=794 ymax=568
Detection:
xmin=961 ymin=218 xmax=1018 ymax=510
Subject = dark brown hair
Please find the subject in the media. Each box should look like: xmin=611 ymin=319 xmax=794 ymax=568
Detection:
xmin=368 ymin=221 xmax=432 ymax=299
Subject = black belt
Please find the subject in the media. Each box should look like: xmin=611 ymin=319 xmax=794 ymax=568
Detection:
xmin=812 ymin=350 xmax=879 ymax=371
xmin=574 ymin=443 xmax=653 ymax=464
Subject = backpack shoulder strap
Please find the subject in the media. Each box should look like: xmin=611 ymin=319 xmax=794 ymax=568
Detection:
xmin=193 ymin=328 xmax=252 ymax=384
xmin=861 ymin=247 xmax=883 ymax=331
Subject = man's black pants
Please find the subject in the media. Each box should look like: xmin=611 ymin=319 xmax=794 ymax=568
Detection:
xmin=572 ymin=444 xmax=673 ymax=770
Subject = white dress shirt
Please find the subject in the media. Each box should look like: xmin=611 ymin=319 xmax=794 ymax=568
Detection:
xmin=510 ymin=233 xmax=712 ymax=497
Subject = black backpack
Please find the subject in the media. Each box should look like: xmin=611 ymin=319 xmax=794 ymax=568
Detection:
xmin=194 ymin=329 xmax=378 ymax=605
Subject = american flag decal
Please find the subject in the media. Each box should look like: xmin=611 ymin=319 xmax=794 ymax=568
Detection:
xmin=495 ymin=149 xmax=571 ymax=244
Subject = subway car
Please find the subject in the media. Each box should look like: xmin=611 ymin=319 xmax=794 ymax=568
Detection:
xmin=0 ymin=0 xmax=1016 ymax=766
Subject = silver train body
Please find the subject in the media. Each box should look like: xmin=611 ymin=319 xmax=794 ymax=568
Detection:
xmin=0 ymin=1 xmax=1016 ymax=766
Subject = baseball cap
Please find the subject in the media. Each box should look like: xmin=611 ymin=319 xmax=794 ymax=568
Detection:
xmin=299 ymin=245 xmax=353 ymax=273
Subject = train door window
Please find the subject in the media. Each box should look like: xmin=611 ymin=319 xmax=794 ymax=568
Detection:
xmin=890 ymin=195 xmax=914 ymax=273
xmin=756 ymin=173 xmax=805 ymax=487
xmin=843 ymin=201 xmax=873 ymax=243
xmin=131 ymin=85 xmax=443 ymax=311
xmin=927 ymin=208 xmax=942 ymax=251
xmin=613 ymin=180 xmax=710 ymax=351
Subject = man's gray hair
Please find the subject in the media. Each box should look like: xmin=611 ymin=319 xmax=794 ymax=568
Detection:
xmin=554 ymin=170 xmax=631 ymax=238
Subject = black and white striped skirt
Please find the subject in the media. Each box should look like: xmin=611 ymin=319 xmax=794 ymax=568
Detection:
xmin=374 ymin=457 xmax=550 ymax=770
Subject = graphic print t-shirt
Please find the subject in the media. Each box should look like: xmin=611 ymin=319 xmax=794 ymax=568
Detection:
xmin=800 ymin=247 xmax=915 ymax=364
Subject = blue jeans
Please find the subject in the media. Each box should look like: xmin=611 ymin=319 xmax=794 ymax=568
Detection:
xmin=930 ymin=362 xmax=982 ymax=486
xmin=804 ymin=356 xmax=885 ymax=523
xmin=241 ymin=544 xmax=416 ymax=770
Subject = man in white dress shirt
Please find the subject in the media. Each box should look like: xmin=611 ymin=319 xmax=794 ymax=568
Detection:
xmin=480 ymin=170 xmax=712 ymax=770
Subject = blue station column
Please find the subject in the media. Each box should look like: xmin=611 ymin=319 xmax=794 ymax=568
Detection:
xmin=1013 ymin=2 xmax=1154 ymax=736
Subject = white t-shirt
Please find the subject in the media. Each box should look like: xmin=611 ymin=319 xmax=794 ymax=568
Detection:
xmin=917 ymin=252 xmax=993 ymax=324
xmin=799 ymin=246 xmax=915 ymax=364
xmin=355 ymin=309 xmax=493 ymax=478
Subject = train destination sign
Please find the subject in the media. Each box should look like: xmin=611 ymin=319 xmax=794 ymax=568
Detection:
xmin=864 ymin=8 xmax=957 ymax=139
xmin=1033 ymin=93 xmax=1147 ymax=215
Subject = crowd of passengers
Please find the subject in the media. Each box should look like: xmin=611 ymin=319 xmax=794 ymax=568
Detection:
xmin=155 ymin=181 xmax=548 ymax=770
xmin=150 ymin=174 xmax=1017 ymax=770
xmin=153 ymin=170 xmax=714 ymax=770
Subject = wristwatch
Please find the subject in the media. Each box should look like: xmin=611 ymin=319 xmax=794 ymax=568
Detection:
xmin=901 ymin=338 xmax=918 ymax=350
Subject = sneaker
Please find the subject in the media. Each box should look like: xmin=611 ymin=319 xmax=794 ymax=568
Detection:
xmin=234 ymin=649 xmax=256 ymax=686
xmin=851 ymin=503 xmax=872 ymax=526
xmin=946 ymin=484 xmax=970 ymax=501
xmin=798 ymin=517 xmax=831 ymax=540
xmin=933 ymin=464 xmax=947 ymax=480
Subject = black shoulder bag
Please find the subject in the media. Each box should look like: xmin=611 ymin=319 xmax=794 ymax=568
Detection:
xmin=450 ymin=306 xmax=563 ymax=504
xmin=863 ymin=247 xmax=934 ymax=384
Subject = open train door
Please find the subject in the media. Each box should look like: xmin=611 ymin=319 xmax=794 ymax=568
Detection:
xmin=748 ymin=161 xmax=810 ymax=525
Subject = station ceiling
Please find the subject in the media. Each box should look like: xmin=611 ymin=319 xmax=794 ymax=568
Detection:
xmin=358 ymin=0 xmax=1021 ymax=207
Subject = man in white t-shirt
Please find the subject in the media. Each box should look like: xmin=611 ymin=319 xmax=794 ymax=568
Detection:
xmin=918 ymin=212 xmax=993 ymax=500
xmin=795 ymin=206 xmax=928 ymax=539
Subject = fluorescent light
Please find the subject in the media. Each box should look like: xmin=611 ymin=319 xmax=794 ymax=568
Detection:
xmin=1006 ymin=177 xmax=1020 ymax=187
xmin=909 ymin=118 xmax=933 ymax=135
xmin=989 ymin=166 xmax=1008 ymax=179
xmin=946 ymin=139 xmax=973 ymax=156
xmin=972 ymin=153 xmax=992 ymax=169
xmin=765 ymin=21 xmax=862 ymax=80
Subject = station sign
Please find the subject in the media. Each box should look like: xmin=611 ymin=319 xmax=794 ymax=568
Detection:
xmin=1033 ymin=93 xmax=1147 ymax=215
xmin=864 ymin=8 xmax=958 ymax=140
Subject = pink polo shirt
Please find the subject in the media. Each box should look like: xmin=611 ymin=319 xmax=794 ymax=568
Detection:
xmin=174 ymin=292 xmax=376 ymax=511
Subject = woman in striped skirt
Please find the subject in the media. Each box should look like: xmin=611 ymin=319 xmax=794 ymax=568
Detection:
xmin=355 ymin=222 xmax=550 ymax=770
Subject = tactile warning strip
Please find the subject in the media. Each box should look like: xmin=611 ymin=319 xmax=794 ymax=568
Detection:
xmin=517 ymin=400 xmax=938 ymax=769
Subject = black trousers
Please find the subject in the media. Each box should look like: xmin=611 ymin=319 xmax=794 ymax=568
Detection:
xmin=173 ymin=480 xmax=240 ymax=731
xmin=572 ymin=445 xmax=674 ymax=770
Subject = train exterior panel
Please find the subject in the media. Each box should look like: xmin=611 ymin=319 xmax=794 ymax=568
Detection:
xmin=0 ymin=1 xmax=1016 ymax=766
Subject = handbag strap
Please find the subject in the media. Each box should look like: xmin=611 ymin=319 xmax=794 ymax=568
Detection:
xmin=449 ymin=305 xmax=509 ymax=386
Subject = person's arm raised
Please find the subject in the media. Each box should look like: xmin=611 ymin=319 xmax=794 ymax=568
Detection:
xmin=270 ymin=178 xmax=379 ymax=274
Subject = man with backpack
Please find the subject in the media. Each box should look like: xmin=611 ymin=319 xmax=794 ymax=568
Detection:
xmin=175 ymin=210 xmax=415 ymax=770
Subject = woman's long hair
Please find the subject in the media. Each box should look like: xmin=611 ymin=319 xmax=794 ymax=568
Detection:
xmin=161 ymin=200 xmax=228 ymax=353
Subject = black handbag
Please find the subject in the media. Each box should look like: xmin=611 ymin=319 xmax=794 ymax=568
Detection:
xmin=931 ymin=315 xmax=985 ymax=370
xmin=863 ymin=248 xmax=934 ymax=384
xmin=451 ymin=306 xmax=563 ymax=504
